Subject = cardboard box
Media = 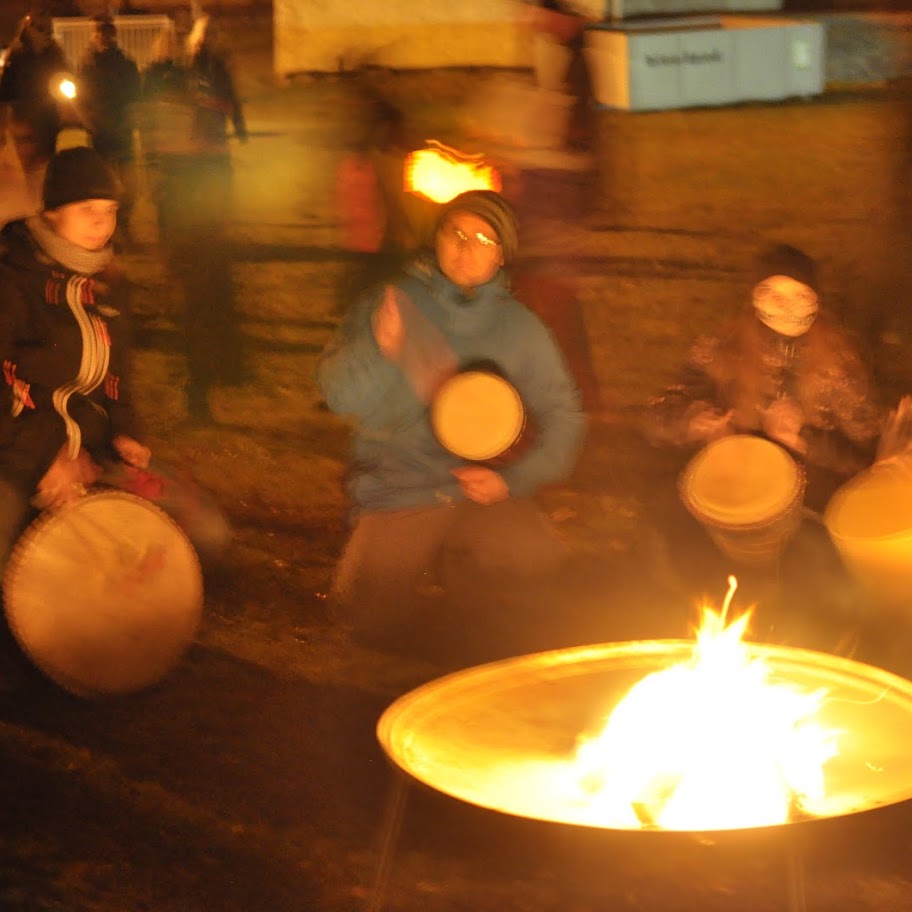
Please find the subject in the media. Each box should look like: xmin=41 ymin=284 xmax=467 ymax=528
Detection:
xmin=585 ymin=16 xmax=825 ymax=111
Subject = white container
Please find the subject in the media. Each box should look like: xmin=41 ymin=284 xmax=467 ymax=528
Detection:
xmin=584 ymin=15 xmax=825 ymax=111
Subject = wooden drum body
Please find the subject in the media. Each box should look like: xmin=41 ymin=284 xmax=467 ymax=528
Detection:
xmin=680 ymin=435 xmax=806 ymax=567
xmin=3 ymin=490 xmax=203 ymax=697
xmin=430 ymin=370 xmax=529 ymax=465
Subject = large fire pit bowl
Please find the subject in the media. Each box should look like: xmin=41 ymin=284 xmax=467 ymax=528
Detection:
xmin=377 ymin=639 xmax=912 ymax=833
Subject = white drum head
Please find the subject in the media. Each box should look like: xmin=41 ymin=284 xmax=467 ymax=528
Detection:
xmin=431 ymin=371 xmax=525 ymax=462
xmin=3 ymin=491 xmax=203 ymax=697
xmin=681 ymin=435 xmax=801 ymax=527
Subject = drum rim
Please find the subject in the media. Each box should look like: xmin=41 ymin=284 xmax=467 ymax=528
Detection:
xmin=430 ymin=370 xmax=525 ymax=462
xmin=680 ymin=434 xmax=806 ymax=528
xmin=2 ymin=488 xmax=204 ymax=697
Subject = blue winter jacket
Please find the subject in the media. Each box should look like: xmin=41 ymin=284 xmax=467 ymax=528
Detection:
xmin=317 ymin=257 xmax=586 ymax=516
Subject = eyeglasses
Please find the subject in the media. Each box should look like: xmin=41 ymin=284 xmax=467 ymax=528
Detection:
xmin=443 ymin=224 xmax=501 ymax=251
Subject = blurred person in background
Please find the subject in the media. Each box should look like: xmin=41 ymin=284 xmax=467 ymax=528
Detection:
xmin=333 ymin=70 xmax=421 ymax=314
xmin=77 ymin=14 xmax=141 ymax=248
xmin=139 ymin=14 xmax=247 ymax=424
xmin=0 ymin=12 xmax=71 ymax=209
xmin=318 ymin=190 xmax=585 ymax=663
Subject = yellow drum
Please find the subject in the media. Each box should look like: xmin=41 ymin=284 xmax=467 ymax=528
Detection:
xmin=680 ymin=435 xmax=806 ymax=567
xmin=824 ymin=458 xmax=912 ymax=613
xmin=430 ymin=370 xmax=528 ymax=464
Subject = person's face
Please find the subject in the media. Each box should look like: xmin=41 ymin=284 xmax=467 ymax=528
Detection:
xmin=752 ymin=275 xmax=819 ymax=337
xmin=27 ymin=18 xmax=53 ymax=51
xmin=435 ymin=211 xmax=504 ymax=291
xmin=92 ymin=26 xmax=116 ymax=51
xmin=44 ymin=199 xmax=119 ymax=251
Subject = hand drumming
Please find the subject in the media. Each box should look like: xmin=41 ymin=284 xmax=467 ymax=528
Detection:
xmin=35 ymin=445 xmax=102 ymax=510
xmin=452 ymin=465 xmax=509 ymax=505
xmin=687 ymin=406 xmax=733 ymax=443
xmin=762 ymin=397 xmax=807 ymax=454
xmin=372 ymin=285 xmax=405 ymax=361
xmin=113 ymin=434 xmax=152 ymax=469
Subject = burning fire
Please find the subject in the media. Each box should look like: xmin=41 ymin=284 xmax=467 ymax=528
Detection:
xmin=568 ymin=577 xmax=839 ymax=831
xmin=404 ymin=141 xmax=501 ymax=204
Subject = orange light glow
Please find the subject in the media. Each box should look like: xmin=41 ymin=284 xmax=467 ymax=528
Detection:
xmin=567 ymin=577 xmax=839 ymax=830
xmin=404 ymin=142 xmax=501 ymax=204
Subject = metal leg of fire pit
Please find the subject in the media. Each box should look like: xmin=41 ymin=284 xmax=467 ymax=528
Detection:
xmin=366 ymin=771 xmax=411 ymax=912
xmin=784 ymin=831 xmax=807 ymax=912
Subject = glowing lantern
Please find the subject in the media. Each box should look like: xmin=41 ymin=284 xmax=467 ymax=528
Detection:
xmin=58 ymin=77 xmax=77 ymax=100
xmin=404 ymin=140 xmax=501 ymax=204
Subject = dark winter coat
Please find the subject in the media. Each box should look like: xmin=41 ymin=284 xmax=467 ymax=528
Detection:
xmin=0 ymin=42 xmax=69 ymax=148
xmin=0 ymin=220 xmax=138 ymax=491
xmin=77 ymin=44 xmax=141 ymax=160
xmin=647 ymin=308 xmax=883 ymax=502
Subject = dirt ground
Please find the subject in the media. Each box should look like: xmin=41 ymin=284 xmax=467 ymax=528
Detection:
xmin=3 ymin=15 xmax=912 ymax=912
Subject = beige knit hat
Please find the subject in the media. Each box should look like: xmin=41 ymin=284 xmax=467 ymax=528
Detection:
xmin=436 ymin=190 xmax=519 ymax=264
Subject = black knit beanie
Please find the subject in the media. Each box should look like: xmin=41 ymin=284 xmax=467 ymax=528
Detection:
xmin=754 ymin=243 xmax=817 ymax=293
xmin=437 ymin=190 xmax=519 ymax=264
xmin=43 ymin=147 xmax=121 ymax=211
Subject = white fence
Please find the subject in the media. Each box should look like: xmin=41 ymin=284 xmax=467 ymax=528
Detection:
xmin=52 ymin=15 xmax=175 ymax=73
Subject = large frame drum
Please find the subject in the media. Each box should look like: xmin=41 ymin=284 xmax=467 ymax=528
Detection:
xmin=3 ymin=490 xmax=203 ymax=697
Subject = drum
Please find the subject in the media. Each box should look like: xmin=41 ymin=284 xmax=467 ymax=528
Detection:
xmin=824 ymin=456 xmax=912 ymax=613
xmin=3 ymin=490 xmax=203 ymax=697
xmin=679 ymin=435 xmax=806 ymax=567
xmin=430 ymin=369 xmax=528 ymax=464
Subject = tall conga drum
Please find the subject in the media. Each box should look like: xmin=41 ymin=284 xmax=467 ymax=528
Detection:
xmin=430 ymin=369 xmax=530 ymax=465
xmin=679 ymin=435 xmax=806 ymax=567
xmin=3 ymin=490 xmax=203 ymax=697
xmin=824 ymin=457 xmax=912 ymax=613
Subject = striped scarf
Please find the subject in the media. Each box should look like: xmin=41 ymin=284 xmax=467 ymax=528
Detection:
xmin=26 ymin=215 xmax=113 ymax=276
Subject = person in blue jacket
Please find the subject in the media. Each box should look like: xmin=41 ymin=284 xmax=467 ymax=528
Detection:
xmin=317 ymin=190 xmax=586 ymax=657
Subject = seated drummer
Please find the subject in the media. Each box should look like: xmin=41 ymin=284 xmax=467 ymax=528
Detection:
xmin=647 ymin=243 xmax=883 ymax=513
xmin=317 ymin=190 xmax=586 ymax=660
xmin=642 ymin=243 xmax=884 ymax=640
xmin=0 ymin=147 xmax=230 ymax=573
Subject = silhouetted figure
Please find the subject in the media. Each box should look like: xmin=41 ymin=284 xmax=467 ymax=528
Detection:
xmin=0 ymin=12 xmax=71 ymax=207
xmin=78 ymin=15 xmax=142 ymax=246
xmin=140 ymin=16 xmax=247 ymax=424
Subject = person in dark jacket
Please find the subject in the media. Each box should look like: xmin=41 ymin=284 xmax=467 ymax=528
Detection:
xmin=77 ymin=15 xmax=142 ymax=245
xmin=317 ymin=190 xmax=586 ymax=660
xmin=0 ymin=146 xmax=230 ymax=572
xmin=0 ymin=12 xmax=72 ymax=207
xmin=139 ymin=16 xmax=246 ymax=424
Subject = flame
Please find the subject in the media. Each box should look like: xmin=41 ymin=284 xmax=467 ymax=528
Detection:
xmin=58 ymin=77 xmax=77 ymax=99
xmin=567 ymin=577 xmax=839 ymax=831
xmin=404 ymin=143 xmax=501 ymax=204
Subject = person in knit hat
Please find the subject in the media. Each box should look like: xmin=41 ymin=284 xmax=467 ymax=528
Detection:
xmin=317 ymin=189 xmax=585 ymax=663
xmin=648 ymin=242 xmax=883 ymax=509
xmin=641 ymin=242 xmax=886 ymax=648
xmin=0 ymin=146 xmax=230 ymax=576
